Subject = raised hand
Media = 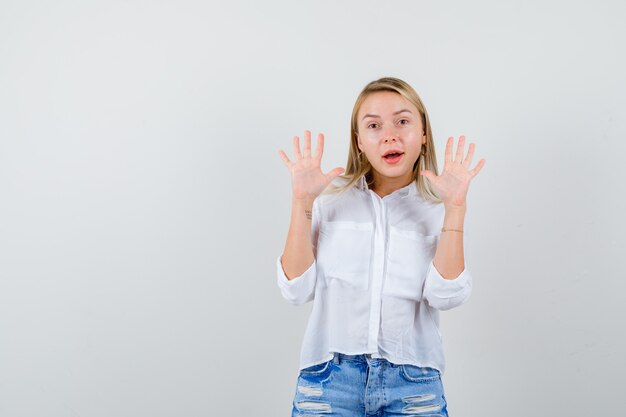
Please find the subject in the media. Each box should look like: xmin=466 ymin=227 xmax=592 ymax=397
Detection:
xmin=421 ymin=135 xmax=485 ymax=209
xmin=278 ymin=130 xmax=345 ymax=201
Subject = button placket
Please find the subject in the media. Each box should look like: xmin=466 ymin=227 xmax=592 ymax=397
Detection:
xmin=367 ymin=191 xmax=386 ymax=353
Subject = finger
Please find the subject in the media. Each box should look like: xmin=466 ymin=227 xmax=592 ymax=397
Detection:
xmin=303 ymin=130 xmax=312 ymax=159
xmin=325 ymin=166 xmax=345 ymax=182
xmin=314 ymin=132 xmax=324 ymax=160
xmin=455 ymin=135 xmax=465 ymax=163
xmin=469 ymin=159 xmax=486 ymax=177
xmin=443 ymin=136 xmax=453 ymax=169
xmin=293 ymin=135 xmax=302 ymax=160
xmin=278 ymin=149 xmax=293 ymax=169
xmin=463 ymin=143 xmax=475 ymax=167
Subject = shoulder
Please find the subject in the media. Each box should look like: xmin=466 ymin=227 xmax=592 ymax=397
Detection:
xmin=318 ymin=176 xmax=356 ymax=202
xmin=413 ymin=194 xmax=445 ymax=219
xmin=329 ymin=175 xmax=352 ymax=188
xmin=410 ymin=184 xmax=444 ymax=210
xmin=311 ymin=177 xmax=361 ymax=218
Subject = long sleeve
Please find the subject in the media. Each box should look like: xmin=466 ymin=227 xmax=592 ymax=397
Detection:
xmin=276 ymin=197 xmax=321 ymax=305
xmin=422 ymin=223 xmax=473 ymax=311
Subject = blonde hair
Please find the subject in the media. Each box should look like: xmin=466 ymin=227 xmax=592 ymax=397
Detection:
xmin=325 ymin=77 xmax=442 ymax=204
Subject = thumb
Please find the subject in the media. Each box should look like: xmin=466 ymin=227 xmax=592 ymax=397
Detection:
xmin=326 ymin=167 xmax=345 ymax=182
xmin=421 ymin=169 xmax=435 ymax=181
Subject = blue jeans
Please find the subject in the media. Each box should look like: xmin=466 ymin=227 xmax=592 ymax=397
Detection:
xmin=291 ymin=352 xmax=449 ymax=417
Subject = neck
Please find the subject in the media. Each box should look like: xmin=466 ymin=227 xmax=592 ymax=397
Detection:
xmin=370 ymin=171 xmax=413 ymax=198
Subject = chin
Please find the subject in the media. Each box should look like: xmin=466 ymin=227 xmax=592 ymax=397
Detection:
xmin=376 ymin=167 xmax=412 ymax=178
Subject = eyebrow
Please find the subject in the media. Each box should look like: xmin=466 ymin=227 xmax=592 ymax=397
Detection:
xmin=361 ymin=109 xmax=413 ymax=120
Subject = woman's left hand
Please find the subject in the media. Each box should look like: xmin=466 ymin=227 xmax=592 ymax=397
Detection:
xmin=421 ymin=135 xmax=485 ymax=209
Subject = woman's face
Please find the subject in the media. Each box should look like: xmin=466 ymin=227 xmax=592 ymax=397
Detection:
xmin=356 ymin=91 xmax=426 ymax=187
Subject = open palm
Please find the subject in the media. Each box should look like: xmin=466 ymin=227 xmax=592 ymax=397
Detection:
xmin=278 ymin=130 xmax=345 ymax=200
xmin=421 ymin=135 xmax=485 ymax=208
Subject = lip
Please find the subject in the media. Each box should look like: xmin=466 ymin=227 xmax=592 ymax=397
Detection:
xmin=382 ymin=149 xmax=404 ymax=157
xmin=382 ymin=152 xmax=404 ymax=165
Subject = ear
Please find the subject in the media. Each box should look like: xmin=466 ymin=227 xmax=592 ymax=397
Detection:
xmin=422 ymin=133 xmax=426 ymax=146
xmin=356 ymin=134 xmax=364 ymax=152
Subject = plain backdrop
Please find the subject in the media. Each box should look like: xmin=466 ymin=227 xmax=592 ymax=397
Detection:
xmin=1 ymin=0 xmax=625 ymax=416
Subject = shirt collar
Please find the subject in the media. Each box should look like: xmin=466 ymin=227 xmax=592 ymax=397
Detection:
xmin=356 ymin=174 xmax=418 ymax=198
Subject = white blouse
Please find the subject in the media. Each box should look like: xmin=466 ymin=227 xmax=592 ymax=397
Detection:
xmin=276 ymin=174 xmax=472 ymax=375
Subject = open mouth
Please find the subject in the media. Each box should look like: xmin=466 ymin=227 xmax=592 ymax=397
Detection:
xmin=383 ymin=152 xmax=404 ymax=159
xmin=382 ymin=152 xmax=404 ymax=164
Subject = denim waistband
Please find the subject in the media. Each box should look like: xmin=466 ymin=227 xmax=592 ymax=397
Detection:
xmin=332 ymin=352 xmax=391 ymax=366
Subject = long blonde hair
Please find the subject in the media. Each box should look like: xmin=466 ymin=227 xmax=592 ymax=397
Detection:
xmin=326 ymin=77 xmax=442 ymax=203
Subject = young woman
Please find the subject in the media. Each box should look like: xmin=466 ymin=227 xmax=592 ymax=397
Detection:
xmin=276 ymin=77 xmax=485 ymax=417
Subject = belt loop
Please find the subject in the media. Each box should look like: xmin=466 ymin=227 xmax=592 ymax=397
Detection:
xmin=332 ymin=352 xmax=340 ymax=365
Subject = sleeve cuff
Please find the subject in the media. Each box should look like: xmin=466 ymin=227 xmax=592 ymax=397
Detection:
xmin=422 ymin=260 xmax=472 ymax=310
xmin=276 ymin=254 xmax=317 ymax=305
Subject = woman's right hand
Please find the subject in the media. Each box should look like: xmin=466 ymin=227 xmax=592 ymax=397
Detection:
xmin=278 ymin=130 xmax=345 ymax=201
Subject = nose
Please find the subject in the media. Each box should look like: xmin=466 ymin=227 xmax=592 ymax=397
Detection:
xmin=382 ymin=126 xmax=398 ymax=143
xmin=384 ymin=137 xmax=397 ymax=143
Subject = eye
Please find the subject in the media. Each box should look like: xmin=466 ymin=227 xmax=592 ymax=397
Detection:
xmin=399 ymin=119 xmax=409 ymax=125
xmin=368 ymin=123 xmax=378 ymax=129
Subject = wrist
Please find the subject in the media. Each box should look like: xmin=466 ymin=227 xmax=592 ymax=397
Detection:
xmin=444 ymin=203 xmax=467 ymax=214
xmin=443 ymin=205 xmax=466 ymax=230
xmin=292 ymin=195 xmax=315 ymax=209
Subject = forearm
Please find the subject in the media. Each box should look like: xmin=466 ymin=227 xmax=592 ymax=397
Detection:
xmin=432 ymin=205 xmax=467 ymax=280
xmin=281 ymin=196 xmax=316 ymax=280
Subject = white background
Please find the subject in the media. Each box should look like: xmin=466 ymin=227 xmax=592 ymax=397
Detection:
xmin=1 ymin=0 xmax=625 ymax=415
